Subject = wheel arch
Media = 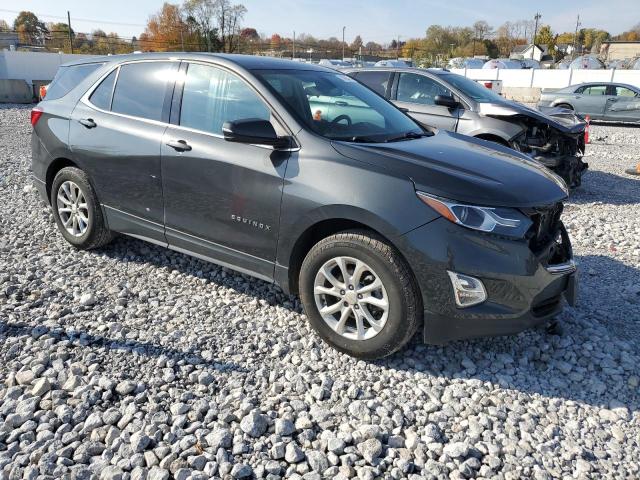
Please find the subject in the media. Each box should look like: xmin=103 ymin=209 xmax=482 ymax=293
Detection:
xmin=282 ymin=216 xmax=415 ymax=296
xmin=46 ymin=157 xmax=80 ymax=204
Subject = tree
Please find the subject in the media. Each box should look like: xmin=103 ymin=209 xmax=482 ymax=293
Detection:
xmin=473 ymin=21 xmax=492 ymax=39
xmin=45 ymin=22 xmax=73 ymax=52
xmin=13 ymin=11 xmax=48 ymax=45
xmin=240 ymin=27 xmax=259 ymax=40
xmin=140 ymin=3 xmax=194 ymax=51
xmin=535 ymin=25 xmax=556 ymax=56
xmin=184 ymin=0 xmax=217 ymax=51
xmin=350 ymin=34 xmax=363 ymax=52
xmin=0 ymin=20 xmax=10 ymax=32
xmin=270 ymin=33 xmax=282 ymax=50
xmin=364 ymin=41 xmax=381 ymax=54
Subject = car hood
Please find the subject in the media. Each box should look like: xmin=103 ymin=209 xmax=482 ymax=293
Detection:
xmin=478 ymin=100 xmax=586 ymax=134
xmin=332 ymin=130 xmax=568 ymax=208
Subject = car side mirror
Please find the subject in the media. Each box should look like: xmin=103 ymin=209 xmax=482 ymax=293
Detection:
xmin=434 ymin=94 xmax=459 ymax=109
xmin=222 ymin=118 xmax=289 ymax=149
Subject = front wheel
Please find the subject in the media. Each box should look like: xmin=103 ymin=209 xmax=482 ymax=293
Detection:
xmin=299 ymin=231 xmax=422 ymax=359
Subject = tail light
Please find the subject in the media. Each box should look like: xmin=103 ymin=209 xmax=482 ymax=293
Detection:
xmin=30 ymin=107 xmax=43 ymax=127
xmin=483 ymin=82 xmax=493 ymax=89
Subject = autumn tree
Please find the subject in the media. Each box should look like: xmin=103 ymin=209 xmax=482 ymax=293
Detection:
xmin=140 ymin=2 xmax=195 ymax=51
xmin=0 ymin=20 xmax=10 ymax=32
xmin=13 ymin=11 xmax=48 ymax=45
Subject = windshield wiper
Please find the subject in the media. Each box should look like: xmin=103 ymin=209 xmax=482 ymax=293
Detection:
xmin=385 ymin=131 xmax=431 ymax=142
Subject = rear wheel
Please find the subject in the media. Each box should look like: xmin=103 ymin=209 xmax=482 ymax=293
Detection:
xmin=50 ymin=167 xmax=114 ymax=250
xmin=299 ymin=230 xmax=422 ymax=359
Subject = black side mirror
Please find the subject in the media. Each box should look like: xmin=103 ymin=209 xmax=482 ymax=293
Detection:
xmin=434 ymin=94 xmax=459 ymax=109
xmin=222 ymin=118 xmax=289 ymax=148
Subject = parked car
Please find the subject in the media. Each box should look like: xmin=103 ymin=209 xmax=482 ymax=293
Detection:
xmin=374 ymin=59 xmax=408 ymax=67
xmin=32 ymin=53 xmax=577 ymax=359
xmin=318 ymin=59 xmax=353 ymax=69
xmin=483 ymin=59 xmax=523 ymax=69
xmin=569 ymin=55 xmax=605 ymax=69
xmin=520 ymin=58 xmax=541 ymax=69
xmin=538 ymin=82 xmax=640 ymax=122
xmin=345 ymin=67 xmax=588 ymax=187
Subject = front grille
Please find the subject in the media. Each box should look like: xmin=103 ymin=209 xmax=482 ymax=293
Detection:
xmin=523 ymin=203 xmax=563 ymax=253
xmin=522 ymin=203 xmax=572 ymax=267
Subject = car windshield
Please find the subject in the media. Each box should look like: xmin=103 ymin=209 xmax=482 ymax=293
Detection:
xmin=440 ymin=73 xmax=504 ymax=103
xmin=253 ymin=69 xmax=424 ymax=142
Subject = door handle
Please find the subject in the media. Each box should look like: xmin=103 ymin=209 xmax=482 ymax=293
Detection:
xmin=335 ymin=100 xmax=348 ymax=106
xmin=166 ymin=139 xmax=192 ymax=152
xmin=78 ymin=118 xmax=96 ymax=128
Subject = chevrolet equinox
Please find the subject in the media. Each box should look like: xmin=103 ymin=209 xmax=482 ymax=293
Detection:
xmin=31 ymin=53 xmax=578 ymax=359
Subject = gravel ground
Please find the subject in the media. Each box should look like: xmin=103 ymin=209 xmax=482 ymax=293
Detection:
xmin=1 ymin=104 xmax=639 ymax=480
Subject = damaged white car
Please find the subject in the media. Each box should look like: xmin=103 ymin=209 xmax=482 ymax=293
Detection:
xmin=346 ymin=67 xmax=588 ymax=188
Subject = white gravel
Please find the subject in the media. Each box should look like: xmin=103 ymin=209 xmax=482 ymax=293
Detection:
xmin=1 ymin=104 xmax=639 ymax=479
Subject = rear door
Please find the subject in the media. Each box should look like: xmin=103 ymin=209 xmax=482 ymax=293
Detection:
xmin=160 ymin=61 xmax=290 ymax=280
xmin=392 ymin=72 xmax=460 ymax=130
xmin=69 ymin=60 xmax=178 ymax=243
xmin=604 ymin=85 xmax=640 ymax=122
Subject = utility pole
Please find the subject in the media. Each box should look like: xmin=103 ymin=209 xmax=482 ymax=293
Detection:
xmin=293 ymin=31 xmax=295 ymax=60
xmin=67 ymin=11 xmax=73 ymax=54
xmin=532 ymin=12 xmax=541 ymax=59
xmin=573 ymin=14 xmax=581 ymax=60
xmin=342 ymin=26 xmax=346 ymax=60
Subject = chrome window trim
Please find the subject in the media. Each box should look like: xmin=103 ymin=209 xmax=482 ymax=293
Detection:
xmin=78 ymin=57 xmax=300 ymax=150
xmin=80 ymin=59 xmax=181 ymax=128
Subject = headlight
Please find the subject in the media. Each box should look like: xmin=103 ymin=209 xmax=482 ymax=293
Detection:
xmin=417 ymin=191 xmax=533 ymax=238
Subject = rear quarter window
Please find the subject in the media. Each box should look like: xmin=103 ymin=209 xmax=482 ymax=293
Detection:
xmin=45 ymin=63 xmax=104 ymax=101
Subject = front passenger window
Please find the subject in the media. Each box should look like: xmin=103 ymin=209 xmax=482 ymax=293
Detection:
xmin=397 ymin=73 xmax=451 ymax=105
xmin=180 ymin=63 xmax=270 ymax=135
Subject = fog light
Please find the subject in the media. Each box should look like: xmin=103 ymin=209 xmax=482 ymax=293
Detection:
xmin=447 ymin=271 xmax=487 ymax=308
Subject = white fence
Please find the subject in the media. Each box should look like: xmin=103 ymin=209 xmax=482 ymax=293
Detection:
xmin=0 ymin=51 xmax=102 ymax=84
xmin=450 ymin=68 xmax=640 ymax=90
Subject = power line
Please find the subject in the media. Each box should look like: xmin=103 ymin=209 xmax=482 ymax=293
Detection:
xmin=0 ymin=8 xmax=145 ymax=28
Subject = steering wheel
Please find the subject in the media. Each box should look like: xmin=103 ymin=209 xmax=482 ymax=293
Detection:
xmin=330 ymin=114 xmax=352 ymax=127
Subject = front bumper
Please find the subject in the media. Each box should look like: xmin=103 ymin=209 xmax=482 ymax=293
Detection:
xmin=400 ymin=218 xmax=577 ymax=344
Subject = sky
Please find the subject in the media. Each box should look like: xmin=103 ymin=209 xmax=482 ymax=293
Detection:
xmin=2 ymin=0 xmax=638 ymax=44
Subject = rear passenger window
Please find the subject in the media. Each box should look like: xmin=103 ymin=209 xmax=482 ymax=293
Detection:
xmin=179 ymin=63 xmax=270 ymax=135
xmin=353 ymin=71 xmax=392 ymax=96
xmin=89 ymin=69 xmax=117 ymax=110
xmin=111 ymin=62 xmax=177 ymax=121
xmin=45 ymin=63 xmax=103 ymax=101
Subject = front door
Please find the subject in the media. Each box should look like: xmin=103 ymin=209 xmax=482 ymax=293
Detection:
xmin=604 ymin=85 xmax=640 ymax=122
xmin=392 ymin=72 xmax=460 ymax=130
xmin=573 ymin=84 xmax=608 ymax=119
xmin=161 ymin=62 xmax=290 ymax=280
xmin=69 ymin=61 xmax=178 ymax=243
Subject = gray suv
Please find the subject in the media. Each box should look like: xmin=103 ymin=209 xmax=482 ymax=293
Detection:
xmin=31 ymin=53 xmax=577 ymax=359
xmin=346 ymin=67 xmax=588 ymax=188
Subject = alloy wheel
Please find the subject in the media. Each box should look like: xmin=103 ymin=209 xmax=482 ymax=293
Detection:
xmin=56 ymin=180 xmax=90 ymax=237
xmin=313 ymin=256 xmax=389 ymax=341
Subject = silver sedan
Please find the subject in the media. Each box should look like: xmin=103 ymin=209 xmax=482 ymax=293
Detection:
xmin=538 ymin=82 xmax=640 ymax=122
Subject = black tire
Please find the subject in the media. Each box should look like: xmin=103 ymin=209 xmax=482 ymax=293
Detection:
xmin=299 ymin=230 xmax=422 ymax=359
xmin=50 ymin=167 xmax=114 ymax=250
xmin=556 ymin=103 xmax=573 ymax=111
